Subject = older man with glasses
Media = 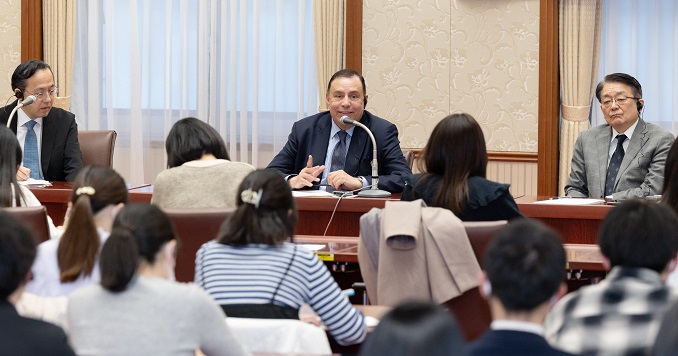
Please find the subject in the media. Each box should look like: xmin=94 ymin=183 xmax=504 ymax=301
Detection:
xmin=0 ymin=60 xmax=83 ymax=182
xmin=565 ymin=72 xmax=674 ymax=199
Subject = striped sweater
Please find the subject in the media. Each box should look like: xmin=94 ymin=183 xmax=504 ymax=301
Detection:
xmin=195 ymin=241 xmax=366 ymax=346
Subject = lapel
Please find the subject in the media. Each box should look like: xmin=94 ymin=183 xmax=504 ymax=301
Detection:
xmin=616 ymin=119 xmax=647 ymax=185
xmin=310 ymin=113 xmax=332 ymax=167
xmin=344 ymin=112 xmax=370 ymax=176
xmin=40 ymin=112 xmax=56 ymax=174
xmin=596 ymin=127 xmax=612 ymax=195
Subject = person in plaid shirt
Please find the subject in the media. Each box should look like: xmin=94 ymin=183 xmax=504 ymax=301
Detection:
xmin=545 ymin=200 xmax=678 ymax=355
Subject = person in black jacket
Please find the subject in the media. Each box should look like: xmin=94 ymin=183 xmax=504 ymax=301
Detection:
xmin=0 ymin=211 xmax=75 ymax=355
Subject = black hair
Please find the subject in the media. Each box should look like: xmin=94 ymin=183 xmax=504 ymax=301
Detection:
xmin=0 ymin=212 xmax=36 ymax=300
xmin=595 ymin=73 xmax=643 ymax=102
xmin=484 ymin=219 xmax=566 ymax=311
xmin=0 ymin=126 xmax=24 ymax=207
xmin=165 ymin=117 xmax=230 ymax=168
xmin=11 ymin=60 xmax=53 ymax=99
xmin=599 ymin=200 xmax=678 ymax=273
xmin=100 ymin=203 xmax=176 ymax=292
xmin=217 ymin=169 xmax=297 ymax=246
xmin=662 ymin=139 xmax=678 ymax=213
xmin=358 ymin=300 xmax=467 ymax=356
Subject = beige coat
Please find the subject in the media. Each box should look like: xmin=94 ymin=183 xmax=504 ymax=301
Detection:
xmin=358 ymin=200 xmax=480 ymax=306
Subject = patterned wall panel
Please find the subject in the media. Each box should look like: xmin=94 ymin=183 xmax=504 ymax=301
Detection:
xmin=363 ymin=0 xmax=540 ymax=153
xmin=0 ymin=0 xmax=21 ymax=98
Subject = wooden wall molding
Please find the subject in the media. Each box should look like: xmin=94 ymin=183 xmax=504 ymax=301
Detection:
xmin=406 ymin=148 xmax=538 ymax=163
xmin=21 ymin=0 xmax=43 ymax=61
xmin=345 ymin=0 xmax=362 ymax=73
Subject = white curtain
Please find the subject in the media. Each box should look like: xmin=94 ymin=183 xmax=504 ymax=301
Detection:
xmin=71 ymin=0 xmax=318 ymax=184
xmin=592 ymin=0 xmax=678 ymax=135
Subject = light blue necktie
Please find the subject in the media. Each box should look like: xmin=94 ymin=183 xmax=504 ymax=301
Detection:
xmin=24 ymin=120 xmax=41 ymax=179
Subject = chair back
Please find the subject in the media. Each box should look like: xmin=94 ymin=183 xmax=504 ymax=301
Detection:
xmin=163 ymin=208 xmax=235 ymax=282
xmin=78 ymin=130 xmax=117 ymax=168
xmin=443 ymin=220 xmax=508 ymax=341
xmin=2 ymin=206 xmax=51 ymax=244
xmin=402 ymin=149 xmax=415 ymax=170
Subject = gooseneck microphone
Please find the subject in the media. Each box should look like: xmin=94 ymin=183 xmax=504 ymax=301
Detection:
xmin=340 ymin=115 xmax=391 ymax=198
xmin=6 ymin=95 xmax=37 ymax=128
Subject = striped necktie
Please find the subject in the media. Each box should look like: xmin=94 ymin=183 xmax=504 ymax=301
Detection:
xmin=24 ymin=120 xmax=42 ymax=179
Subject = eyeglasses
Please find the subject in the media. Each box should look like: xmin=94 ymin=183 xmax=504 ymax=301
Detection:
xmin=28 ymin=87 xmax=58 ymax=101
xmin=601 ymin=96 xmax=639 ymax=108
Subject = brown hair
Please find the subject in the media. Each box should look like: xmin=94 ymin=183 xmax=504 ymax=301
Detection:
xmin=57 ymin=165 xmax=128 ymax=282
xmin=217 ymin=169 xmax=297 ymax=246
xmin=415 ymin=113 xmax=487 ymax=215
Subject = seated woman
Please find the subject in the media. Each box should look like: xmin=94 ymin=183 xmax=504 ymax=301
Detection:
xmin=195 ymin=169 xmax=366 ymax=346
xmin=152 ymin=117 xmax=255 ymax=208
xmin=0 ymin=126 xmax=62 ymax=238
xmin=68 ymin=204 xmax=248 ymax=356
xmin=401 ymin=113 xmax=522 ymax=221
xmin=25 ymin=165 xmax=128 ymax=296
xmin=358 ymin=301 xmax=466 ymax=356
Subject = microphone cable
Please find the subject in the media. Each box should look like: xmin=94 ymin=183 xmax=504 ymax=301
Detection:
xmin=322 ymin=183 xmax=378 ymax=236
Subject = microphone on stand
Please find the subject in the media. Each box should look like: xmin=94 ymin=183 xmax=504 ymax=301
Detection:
xmin=340 ymin=116 xmax=391 ymax=198
xmin=6 ymin=95 xmax=37 ymax=128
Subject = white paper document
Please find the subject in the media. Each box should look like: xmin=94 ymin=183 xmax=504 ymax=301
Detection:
xmin=532 ymin=198 xmax=604 ymax=205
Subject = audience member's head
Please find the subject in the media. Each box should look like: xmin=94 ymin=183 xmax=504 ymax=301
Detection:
xmin=417 ymin=113 xmax=487 ymax=214
xmin=598 ymin=200 xmax=678 ymax=274
xmin=0 ymin=212 xmax=36 ymax=301
xmin=482 ymin=219 xmax=566 ymax=314
xmin=58 ymin=165 xmax=128 ymax=283
xmin=651 ymin=300 xmax=678 ymax=356
xmin=217 ymin=169 xmax=296 ymax=246
xmin=100 ymin=203 xmax=177 ymax=292
xmin=662 ymin=139 xmax=678 ymax=213
xmin=595 ymin=72 xmax=643 ymax=103
xmin=165 ymin=117 xmax=229 ymax=168
xmin=0 ymin=126 xmax=24 ymax=207
xmin=358 ymin=300 xmax=466 ymax=356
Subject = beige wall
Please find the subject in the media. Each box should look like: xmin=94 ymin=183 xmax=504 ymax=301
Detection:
xmin=0 ymin=0 xmax=21 ymax=98
xmin=363 ymin=0 xmax=539 ymax=194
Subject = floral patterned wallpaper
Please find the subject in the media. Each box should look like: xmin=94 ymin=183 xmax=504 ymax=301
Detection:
xmin=363 ymin=0 xmax=540 ymax=152
xmin=0 ymin=0 xmax=20 ymax=98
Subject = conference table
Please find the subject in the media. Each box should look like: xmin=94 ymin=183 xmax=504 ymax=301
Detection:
xmin=30 ymin=183 xmax=613 ymax=245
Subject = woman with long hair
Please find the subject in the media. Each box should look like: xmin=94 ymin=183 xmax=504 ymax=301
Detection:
xmin=195 ymin=169 xmax=366 ymax=346
xmin=68 ymin=204 xmax=248 ymax=355
xmin=401 ymin=113 xmax=522 ymax=221
xmin=152 ymin=117 xmax=254 ymax=208
xmin=26 ymin=165 xmax=128 ymax=296
xmin=0 ymin=126 xmax=62 ymax=238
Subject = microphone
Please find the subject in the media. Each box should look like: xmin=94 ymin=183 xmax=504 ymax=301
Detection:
xmin=340 ymin=115 xmax=391 ymax=198
xmin=6 ymin=95 xmax=37 ymax=128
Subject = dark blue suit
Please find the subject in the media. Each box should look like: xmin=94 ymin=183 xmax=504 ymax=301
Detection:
xmin=0 ymin=300 xmax=75 ymax=355
xmin=267 ymin=110 xmax=411 ymax=193
xmin=0 ymin=100 xmax=83 ymax=181
xmin=469 ymin=330 xmax=573 ymax=356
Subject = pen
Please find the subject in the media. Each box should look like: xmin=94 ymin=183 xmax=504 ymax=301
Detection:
xmin=549 ymin=196 xmax=573 ymax=200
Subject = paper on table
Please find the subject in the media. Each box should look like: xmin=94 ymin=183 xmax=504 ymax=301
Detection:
xmin=18 ymin=179 xmax=52 ymax=187
xmin=533 ymin=198 xmax=604 ymax=205
xmin=297 ymin=244 xmax=326 ymax=252
xmin=292 ymin=190 xmax=335 ymax=198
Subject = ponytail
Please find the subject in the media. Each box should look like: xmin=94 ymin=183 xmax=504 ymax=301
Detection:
xmin=100 ymin=227 xmax=139 ymax=292
xmin=57 ymin=194 xmax=100 ymax=282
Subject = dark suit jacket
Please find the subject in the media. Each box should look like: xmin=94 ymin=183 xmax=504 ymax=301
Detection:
xmin=267 ymin=111 xmax=411 ymax=192
xmin=402 ymin=174 xmax=523 ymax=221
xmin=0 ymin=100 xmax=83 ymax=181
xmin=468 ymin=329 xmax=573 ymax=356
xmin=0 ymin=300 xmax=75 ymax=356
xmin=565 ymin=119 xmax=674 ymax=199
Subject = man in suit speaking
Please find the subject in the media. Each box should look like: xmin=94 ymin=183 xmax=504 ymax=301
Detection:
xmin=267 ymin=68 xmax=411 ymax=192
xmin=565 ymin=73 xmax=674 ymax=199
xmin=0 ymin=60 xmax=83 ymax=182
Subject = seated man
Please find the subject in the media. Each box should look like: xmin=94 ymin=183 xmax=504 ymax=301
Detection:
xmin=469 ymin=219 xmax=572 ymax=356
xmin=0 ymin=212 xmax=75 ymax=355
xmin=565 ymin=73 xmax=674 ymax=199
xmin=545 ymin=200 xmax=678 ymax=355
xmin=267 ymin=69 xmax=411 ymax=193
xmin=0 ymin=60 xmax=83 ymax=181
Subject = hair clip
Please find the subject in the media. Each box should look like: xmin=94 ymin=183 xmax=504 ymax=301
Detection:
xmin=241 ymin=188 xmax=263 ymax=209
xmin=75 ymin=186 xmax=96 ymax=196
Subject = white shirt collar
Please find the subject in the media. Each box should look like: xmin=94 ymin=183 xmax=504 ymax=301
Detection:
xmin=330 ymin=119 xmax=356 ymax=138
xmin=611 ymin=118 xmax=639 ymax=142
xmin=490 ymin=320 xmax=544 ymax=336
xmin=17 ymin=107 xmax=43 ymax=129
